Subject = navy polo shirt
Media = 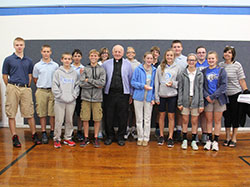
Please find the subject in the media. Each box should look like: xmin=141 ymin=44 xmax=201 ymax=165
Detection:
xmin=2 ymin=53 xmax=33 ymax=85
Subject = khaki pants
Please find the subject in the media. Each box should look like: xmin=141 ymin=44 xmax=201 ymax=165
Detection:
xmin=35 ymin=88 xmax=55 ymax=117
xmin=5 ymin=84 xmax=34 ymax=118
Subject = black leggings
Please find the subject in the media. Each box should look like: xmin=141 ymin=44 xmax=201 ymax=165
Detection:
xmin=223 ymin=92 xmax=241 ymax=128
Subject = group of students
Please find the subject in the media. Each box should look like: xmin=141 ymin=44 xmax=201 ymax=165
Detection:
xmin=2 ymin=38 xmax=248 ymax=152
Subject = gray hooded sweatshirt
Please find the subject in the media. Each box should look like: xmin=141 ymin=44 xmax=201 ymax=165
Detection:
xmin=79 ymin=64 xmax=106 ymax=102
xmin=52 ymin=66 xmax=79 ymax=103
xmin=155 ymin=62 xmax=182 ymax=102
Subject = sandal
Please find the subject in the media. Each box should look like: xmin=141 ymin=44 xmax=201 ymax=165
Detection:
xmin=229 ymin=141 xmax=237 ymax=148
xmin=223 ymin=140 xmax=231 ymax=146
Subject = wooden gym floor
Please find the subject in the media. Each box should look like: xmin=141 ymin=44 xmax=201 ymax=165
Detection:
xmin=0 ymin=127 xmax=249 ymax=187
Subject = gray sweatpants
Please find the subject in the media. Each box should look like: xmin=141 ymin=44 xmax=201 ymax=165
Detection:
xmin=54 ymin=101 xmax=76 ymax=141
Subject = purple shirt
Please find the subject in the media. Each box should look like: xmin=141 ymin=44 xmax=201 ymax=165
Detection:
xmin=102 ymin=58 xmax=133 ymax=95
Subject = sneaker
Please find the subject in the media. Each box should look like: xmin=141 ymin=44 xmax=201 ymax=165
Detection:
xmin=80 ymin=137 xmax=90 ymax=147
xmin=124 ymin=127 xmax=131 ymax=139
xmin=191 ymin=140 xmax=199 ymax=151
xmin=181 ymin=139 xmax=188 ymax=150
xmin=42 ymin=132 xmax=49 ymax=144
xmin=12 ymin=135 xmax=21 ymax=148
xmin=77 ymin=131 xmax=84 ymax=141
xmin=131 ymin=127 xmax=138 ymax=139
xmin=63 ymin=139 xmax=76 ymax=146
xmin=201 ymin=134 xmax=208 ymax=144
xmin=158 ymin=136 xmax=164 ymax=145
xmin=167 ymin=138 xmax=174 ymax=148
xmin=212 ymin=141 xmax=219 ymax=151
xmin=93 ymin=138 xmax=100 ymax=148
xmin=49 ymin=131 xmax=54 ymax=139
xmin=137 ymin=140 xmax=143 ymax=146
xmin=155 ymin=128 xmax=160 ymax=138
xmin=142 ymin=141 xmax=148 ymax=147
xmin=54 ymin=140 xmax=61 ymax=148
xmin=204 ymin=140 xmax=212 ymax=150
xmin=32 ymin=133 xmax=42 ymax=145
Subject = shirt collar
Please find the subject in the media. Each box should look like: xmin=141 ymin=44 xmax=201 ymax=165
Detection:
xmin=187 ymin=69 xmax=196 ymax=75
xmin=114 ymin=58 xmax=122 ymax=63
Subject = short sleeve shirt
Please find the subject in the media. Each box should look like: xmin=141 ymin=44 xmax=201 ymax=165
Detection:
xmin=219 ymin=61 xmax=246 ymax=96
xmin=196 ymin=59 xmax=209 ymax=71
xmin=2 ymin=53 xmax=33 ymax=85
xmin=205 ymin=66 xmax=220 ymax=95
xmin=33 ymin=59 xmax=59 ymax=88
xmin=175 ymin=54 xmax=187 ymax=71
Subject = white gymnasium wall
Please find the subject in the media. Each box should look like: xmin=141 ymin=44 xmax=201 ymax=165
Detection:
xmin=1 ymin=12 xmax=250 ymax=127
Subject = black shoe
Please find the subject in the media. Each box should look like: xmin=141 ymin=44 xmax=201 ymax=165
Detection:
xmin=49 ymin=131 xmax=54 ymax=139
xmin=104 ymin=138 xmax=113 ymax=145
xmin=12 ymin=135 xmax=21 ymax=148
xmin=158 ymin=136 xmax=164 ymax=145
xmin=117 ymin=140 xmax=125 ymax=146
xmin=167 ymin=138 xmax=174 ymax=148
xmin=80 ymin=137 xmax=90 ymax=147
xmin=77 ymin=131 xmax=84 ymax=141
xmin=42 ymin=132 xmax=49 ymax=144
xmin=32 ymin=133 xmax=42 ymax=145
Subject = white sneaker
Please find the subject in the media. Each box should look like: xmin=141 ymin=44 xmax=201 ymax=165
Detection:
xmin=212 ymin=141 xmax=219 ymax=151
xmin=191 ymin=140 xmax=199 ymax=151
xmin=204 ymin=140 xmax=212 ymax=150
xmin=181 ymin=139 xmax=188 ymax=150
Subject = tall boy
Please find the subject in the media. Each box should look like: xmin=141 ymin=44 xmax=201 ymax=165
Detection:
xmin=52 ymin=52 xmax=79 ymax=148
xmin=33 ymin=45 xmax=59 ymax=143
xmin=2 ymin=37 xmax=41 ymax=147
xmin=171 ymin=40 xmax=187 ymax=70
xmin=171 ymin=40 xmax=187 ymax=141
xmin=79 ymin=49 xmax=106 ymax=148
xmin=196 ymin=46 xmax=209 ymax=143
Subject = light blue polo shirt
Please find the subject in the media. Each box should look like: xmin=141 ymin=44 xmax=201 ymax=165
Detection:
xmin=174 ymin=54 xmax=187 ymax=71
xmin=71 ymin=63 xmax=84 ymax=79
xmin=33 ymin=59 xmax=59 ymax=88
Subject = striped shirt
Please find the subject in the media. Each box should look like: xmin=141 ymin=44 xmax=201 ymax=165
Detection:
xmin=219 ymin=61 xmax=245 ymax=96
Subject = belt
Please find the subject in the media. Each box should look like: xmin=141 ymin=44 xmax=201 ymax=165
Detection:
xmin=39 ymin=87 xmax=51 ymax=90
xmin=9 ymin=82 xmax=29 ymax=87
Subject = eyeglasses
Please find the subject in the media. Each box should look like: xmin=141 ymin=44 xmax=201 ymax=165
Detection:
xmin=197 ymin=52 xmax=206 ymax=54
xmin=187 ymin=59 xmax=196 ymax=62
xmin=127 ymin=51 xmax=135 ymax=54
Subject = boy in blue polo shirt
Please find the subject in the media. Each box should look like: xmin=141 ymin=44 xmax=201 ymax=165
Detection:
xmin=2 ymin=37 xmax=41 ymax=147
xmin=33 ymin=45 xmax=59 ymax=143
